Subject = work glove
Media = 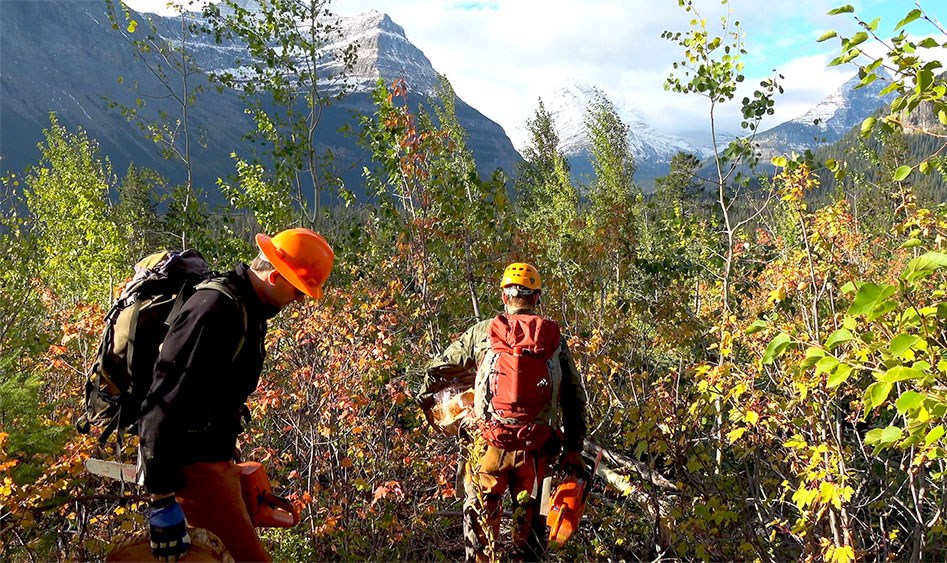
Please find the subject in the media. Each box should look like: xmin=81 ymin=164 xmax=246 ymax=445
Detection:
xmin=560 ymin=450 xmax=589 ymax=480
xmin=149 ymin=496 xmax=191 ymax=562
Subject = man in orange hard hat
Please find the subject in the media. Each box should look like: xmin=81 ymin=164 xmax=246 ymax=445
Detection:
xmin=421 ymin=262 xmax=589 ymax=562
xmin=138 ymin=228 xmax=333 ymax=562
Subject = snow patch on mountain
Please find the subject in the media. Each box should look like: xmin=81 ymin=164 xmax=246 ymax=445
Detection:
xmin=541 ymin=81 xmax=713 ymax=167
xmin=754 ymin=70 xmax=895 ymax=156
xmin=326 ymin=10 xmax=441 ymax=96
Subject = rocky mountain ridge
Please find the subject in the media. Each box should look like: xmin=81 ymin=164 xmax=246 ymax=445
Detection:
xmin=0 ymin=0 xmax=896 ymax=195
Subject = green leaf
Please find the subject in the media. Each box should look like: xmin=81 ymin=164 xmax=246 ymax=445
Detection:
xmin=745 ymin=319 xmax=768 ymax=335
xmin=825 ymin=328 xmax=853 ymax=349
xmin=815 ymin=356 xmax=840 ymax=375
xmin=869 ymin=300 xmax=899 ymax=321
xmin=893 ymin=165 xmax=912 ymax=181
xmin=877 ymin=365 xmax=924 ymax=384
xmin=848 ymin=282 xmax=897 ymax=316
xmin=894 ymin=9 xmax=922 ymax=30
xmin=865 ymin=381 xmax=893 ymax=410
xmin=762 ymin=332 xmax=792 ymax=365
xmin=879 ymin=425 xmax=903 ymax=445
xmin=801 ymin=347 xmax=826 ymax=368
xmin=771 ymin=156 xmax=788 ymax=168
xmin=901 ymin=252 xmax=947 ymax=283
xmin=828 ymin=363 xmax=854 ymax=388
xmin=902 ymin=238 xmax=923 ymax=248
xmin=860 ymin=116 xmax=876 ymax=135
xmin=848 ymin=31 xmax=869 ymax=47
xmin=817 ymin=30 xmax=838 ymax=42
xmin=828 ymin=5 xmax=855 ymax=15
xmin=866 ymin=426 xmax=902 ymax=448
xmin=895 ymin=390 xmax=924 ymax=414
xmin=925 ymin=425 xmax=945 ymax=446
xmin=889 ymin=333 xmax=921 ymax=357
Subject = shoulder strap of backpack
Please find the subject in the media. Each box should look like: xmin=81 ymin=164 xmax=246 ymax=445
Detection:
xmin=193 ymin=277 xmax=248 ymax=362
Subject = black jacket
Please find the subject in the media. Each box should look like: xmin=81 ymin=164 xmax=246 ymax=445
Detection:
xmin=139 ymin=263 xmax=268 ymax=494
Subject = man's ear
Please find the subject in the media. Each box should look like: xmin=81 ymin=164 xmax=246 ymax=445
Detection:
xmin=267 ymin=269 xmax=281 ymax=285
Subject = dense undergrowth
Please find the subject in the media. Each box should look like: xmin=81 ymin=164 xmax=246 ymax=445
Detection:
xmin=3 ymin=1 xmax=947 ymax=561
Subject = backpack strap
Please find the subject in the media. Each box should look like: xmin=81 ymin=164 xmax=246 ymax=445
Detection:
xmin=193 ymin=277 xmax=248 ymax=362
xmin=102 ymin=299 xmax=144 ymax=444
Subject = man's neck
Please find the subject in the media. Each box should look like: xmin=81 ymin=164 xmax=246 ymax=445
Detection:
xmin=505 ymin=306 xmax=535 ymax=316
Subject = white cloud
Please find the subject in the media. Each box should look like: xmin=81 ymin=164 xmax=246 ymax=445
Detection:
xmin=124 ymin=0 xmax=946 ymax=149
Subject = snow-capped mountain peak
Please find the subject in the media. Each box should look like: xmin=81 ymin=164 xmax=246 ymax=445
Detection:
xmin=326 ymin=10 xmax=440 ymax=96
xmin=789 ymin=71 xmax=894 ymax=134
xmin=540 ymin=81 xmax=712 ymax=177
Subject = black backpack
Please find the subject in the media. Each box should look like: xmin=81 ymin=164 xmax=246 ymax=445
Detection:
xmin=76 ymin=249 xmax=246 ymax=443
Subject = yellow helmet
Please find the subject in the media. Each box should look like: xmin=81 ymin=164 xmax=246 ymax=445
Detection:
xmin=500 ymin=262 xmax=541 ymax=290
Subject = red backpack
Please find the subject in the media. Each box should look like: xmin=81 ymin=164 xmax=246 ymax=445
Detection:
xmin=475 ymin=313 xmax=563 ymax=451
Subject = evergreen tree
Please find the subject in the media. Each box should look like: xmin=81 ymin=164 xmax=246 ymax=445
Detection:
xmin=653 ymin=152 xmax=704 ymax=219
xmin=115 ymin=164 xmax=169 ymax=260
xmin=515 ymin=98 xmax=571 ymax=210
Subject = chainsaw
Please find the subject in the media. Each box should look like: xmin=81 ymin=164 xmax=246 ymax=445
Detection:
xmin=84 ymin=458 xmax=299 ymax=528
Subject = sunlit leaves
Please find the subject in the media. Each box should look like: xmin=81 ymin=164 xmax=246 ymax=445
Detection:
xmin=892 ymin=165 xmax=912 ymax=182
xmin=877 ymin=365 xmax=924 ymax=384
xmin=926 ymin=425 xmax=946 ymax=446
xmin=827 ymin=5 xmax=854 ymax=15
xmin=894 ymin=9 xmax=922 ymax=31
xmin=827 ymin=364 xmax=854 ymax=388
xmin=865 ymin=426 xmax=902 ymax=452
xmin=888 ymin=334 xmax=921 ymax=358
xmin=895 ymin=390 xmax=924 ymax=414
xmin=900 ymin=252 xmax=947 ymax=283
xmin=847 ymin=282 xmax=897 ymax=319
xmin=825 ymin=328 xmax=853 ymax=350
xmin=864 ymin=382 xmax=893 ymax=410
xmin=762 ymin=332 xmax=792 ymax=364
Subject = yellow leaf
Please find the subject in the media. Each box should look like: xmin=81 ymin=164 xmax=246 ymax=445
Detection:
xmin=727 ymin=427 xmax=746 ymax=443
xmin=745 ymin=410 xmax=760 ymax=425
xmin=828 ymin=544 xmax=855 ymax=563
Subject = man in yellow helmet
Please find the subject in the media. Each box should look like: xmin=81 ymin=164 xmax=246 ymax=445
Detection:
xmin=421 ymin=262 xmax=588 ymax=562
xmin=139 ymin=228 xmax=333 ymax=562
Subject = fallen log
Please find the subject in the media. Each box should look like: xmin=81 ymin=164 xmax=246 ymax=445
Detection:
xmin=595 ymin=462 xmax=673 ymax=549
xmin=583 ymin=439 xmax=677 ymax=492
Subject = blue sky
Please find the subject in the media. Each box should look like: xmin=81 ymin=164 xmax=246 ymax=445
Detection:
xmin=124 ymin=0 xmax=947 ymax=149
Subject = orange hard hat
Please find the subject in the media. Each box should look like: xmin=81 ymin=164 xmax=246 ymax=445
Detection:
xmin=500 ymin=262 xmax=541 ymax=290
xmin=547 ymin=477 xmax=586 ymax=548
xmin=256 ymin=228 xmax=334 ymax=299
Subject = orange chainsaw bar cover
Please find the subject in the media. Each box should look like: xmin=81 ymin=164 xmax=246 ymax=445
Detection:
xmin=238 ymin=461 xmax=300 ymax=528
xmin=546 ymin=476 xmax=586 ymax=548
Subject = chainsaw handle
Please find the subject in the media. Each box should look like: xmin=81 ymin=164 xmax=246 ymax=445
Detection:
xmin=255 ymin=492 xmax=300 ymax=528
